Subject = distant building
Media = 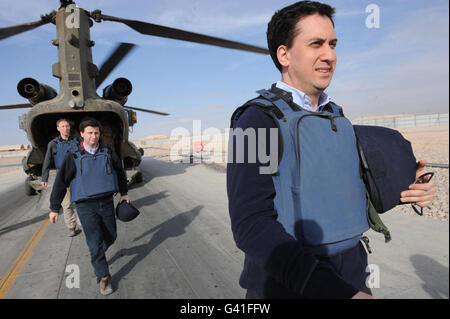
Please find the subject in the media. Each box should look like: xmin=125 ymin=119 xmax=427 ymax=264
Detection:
xmin=0 ymin=144 xmax=31 ymax=151
xmin=352 ymin=113 xmax=449 ymax=128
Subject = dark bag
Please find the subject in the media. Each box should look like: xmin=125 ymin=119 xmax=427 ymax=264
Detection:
xmin=354 ymin=125 xmax=417 ymax=242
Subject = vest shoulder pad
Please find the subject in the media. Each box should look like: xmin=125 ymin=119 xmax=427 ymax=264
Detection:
xmin=326 ymin=101 xmax=345 ymax=117
xmin=230 ymin=96 xmax=286 ymax=129
xmin=100 ymin=144 xmax=113 ymax=154
xmin=73 ymin=144 xmax=85 ymax=157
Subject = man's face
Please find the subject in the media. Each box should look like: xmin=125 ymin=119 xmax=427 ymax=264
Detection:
xmin=57 ymin=120 xmax=71 ymax=139
xmin=280 ymin=13 xmax=337 ymax=96
xmin=80 ymin=126 xmax=100 ymax=149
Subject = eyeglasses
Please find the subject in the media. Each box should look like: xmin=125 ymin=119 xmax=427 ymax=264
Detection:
xmin=411 ymin=172 xmax=435 ymax=216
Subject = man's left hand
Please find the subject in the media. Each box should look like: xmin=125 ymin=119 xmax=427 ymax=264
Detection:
xmin=400 ymin=160 xmax=437 ymax=207
xmin=120 ymin=195 xmax=130 ymax=204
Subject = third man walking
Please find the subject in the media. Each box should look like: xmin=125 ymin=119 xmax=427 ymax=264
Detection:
xmin=41 ymin=118 xmax=81 ymax=237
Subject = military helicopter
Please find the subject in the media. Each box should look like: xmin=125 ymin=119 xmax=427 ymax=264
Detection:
xmin=0 ymin=0 xmax=268 ymax=194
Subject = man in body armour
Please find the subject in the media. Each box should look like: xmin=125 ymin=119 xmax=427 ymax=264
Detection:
xmin=41 ymin=118 xmax=81 ymax=237
xmin=49 ymin=117 xmax=129 ymax=296
xmin=227 ymin=1 xmax=437 ymax=299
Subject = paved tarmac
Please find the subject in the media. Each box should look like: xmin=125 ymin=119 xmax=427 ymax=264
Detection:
xmin=0 ymin=157 xmax=448 ymax=299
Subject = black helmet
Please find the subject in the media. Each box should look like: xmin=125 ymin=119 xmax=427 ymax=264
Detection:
xmin=354 ymin=125 xmax=417 ymax=213
xmin=116 ymin=201 xmax=140 ymax=222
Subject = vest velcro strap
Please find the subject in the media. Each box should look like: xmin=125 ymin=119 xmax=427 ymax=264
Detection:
xmin=256 ymin=89 xmax=280 ymax=102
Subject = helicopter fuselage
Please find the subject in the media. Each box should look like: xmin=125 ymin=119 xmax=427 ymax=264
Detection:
xmin=19 ymin=5 xmax=141 ymax=178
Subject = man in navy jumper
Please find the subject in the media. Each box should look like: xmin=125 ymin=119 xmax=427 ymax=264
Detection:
xmin=49 ymin=117 xmax=129 ymax=295
xmin=227 ymin=1 xmax=437 ymax=299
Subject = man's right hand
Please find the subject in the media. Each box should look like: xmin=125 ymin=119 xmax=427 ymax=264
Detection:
xmin=41 ymin=182 xmax=48 ymax=187
xmin=49 ymin=212 xmax=58 ymax=224
xmin=351 ymin=291 xmax=375 ymax=299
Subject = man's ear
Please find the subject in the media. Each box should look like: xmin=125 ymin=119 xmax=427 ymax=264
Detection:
xmin=277 ymin=45 xmax=289 ymax=68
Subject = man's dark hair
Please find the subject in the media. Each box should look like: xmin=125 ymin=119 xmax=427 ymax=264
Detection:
xmin=79 ymin=117 xmax=100 ymax=133
xmin=267 ymin=1 xmax=335 ymax=72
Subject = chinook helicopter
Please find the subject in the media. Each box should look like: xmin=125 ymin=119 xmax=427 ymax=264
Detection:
xmin=0 ymin=0 xmax=268 ymax=195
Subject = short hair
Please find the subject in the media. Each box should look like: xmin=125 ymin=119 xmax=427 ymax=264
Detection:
xmin=267 ymin=1 xmax=335 ymax=72
xmin=79 ymin=117 xmax=100 ymax=133
xmin=56 ymin=118 xmax=70 ymax=127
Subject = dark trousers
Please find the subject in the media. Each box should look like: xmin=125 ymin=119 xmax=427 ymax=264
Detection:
xmin=75 ymin=196 xmax=117 ymax=282
xmin=245 ymin=287 xmax=373 ymax=299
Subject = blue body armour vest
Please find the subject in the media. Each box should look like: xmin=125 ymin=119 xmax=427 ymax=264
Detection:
xmin=231 ymin=88 xmax=369 ymax=256
xmin=70 ymin=145 xmax=119 ymax=203
xmin=53 ymin=136 xmax=80 ymax=169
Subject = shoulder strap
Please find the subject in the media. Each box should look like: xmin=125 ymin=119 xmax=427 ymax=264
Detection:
xmin=99 ymin=144 xmax=112 ymax=155
xmin=325 ymin=102 xmax=345 ymax=117
xmin=366 ymin=192 xmax=392 ymax=243
xmin=230 ymin=96 xmax=285 ymax=128
xmin=74 ymin=144 xmax=85 ymax=157
xmin=69 ymin=135 xmax=80 ymax=143
xmin=256 ymin=89 xmax=299 ymax=117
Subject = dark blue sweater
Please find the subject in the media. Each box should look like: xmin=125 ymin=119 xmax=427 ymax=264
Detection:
xmin=227 ymin=106 xmax=369 ymax=299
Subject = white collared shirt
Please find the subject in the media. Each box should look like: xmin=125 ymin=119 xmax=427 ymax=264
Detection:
xmin=276 ymin=81 xmax=331 ymax=112
xmin=84 ymin=143 xmax=98 ymax=155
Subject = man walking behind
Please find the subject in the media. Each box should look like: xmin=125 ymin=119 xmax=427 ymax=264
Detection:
xmin=41 ymin=118 xmax=81 ymax=237
xmin=49 ymin=117 xmax=129 ymax=295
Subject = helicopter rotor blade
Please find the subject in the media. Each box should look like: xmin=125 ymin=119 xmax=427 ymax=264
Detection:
xmin=124 ymin=106 xmax=169 ymax=116
xmin=0 ymin=103 xmax=32 ymax=110
xmin=92 ymin=12 xmax=269 ymax=55
xmin=0 ymin=12 xmax=56 ymax=41
xmin=96 ymin=42 xmax=136 ymax=89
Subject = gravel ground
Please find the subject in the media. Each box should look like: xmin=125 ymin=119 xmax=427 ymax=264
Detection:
xmin=395 ymin=127 xmax=449 ymax=222
xmin=395 ymin=154 xmax=449 ymax=222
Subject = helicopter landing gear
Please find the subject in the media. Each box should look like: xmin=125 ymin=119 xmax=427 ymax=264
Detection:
xmin=134 ymin=171 xmax=143 ymax=183
xmin=126 ymin=169 xmax=143 ymax=186
xmin=25 ymin=176 xmax=37 ymax=196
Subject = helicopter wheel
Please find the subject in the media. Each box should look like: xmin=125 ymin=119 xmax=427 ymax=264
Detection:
xmin=25 ymin=176 xmax=37 ymax=196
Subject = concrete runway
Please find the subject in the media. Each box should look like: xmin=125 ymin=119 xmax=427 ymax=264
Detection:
xmin=0 ymin=157 xmax=448 ymax=299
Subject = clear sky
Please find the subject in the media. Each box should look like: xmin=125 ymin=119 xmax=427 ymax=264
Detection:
xmin=0 ymin=0 xmax=448 ymax=145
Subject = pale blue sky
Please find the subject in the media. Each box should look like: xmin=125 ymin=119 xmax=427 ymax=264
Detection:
xmin=0 ymin=0 xmax=448 ymax=145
